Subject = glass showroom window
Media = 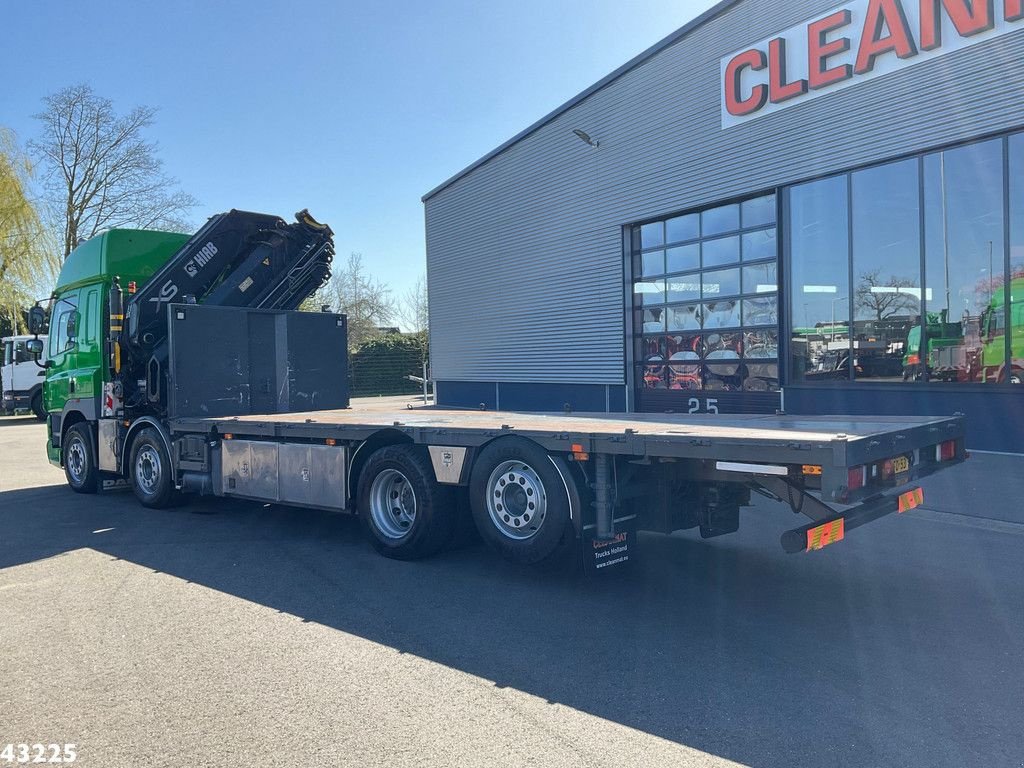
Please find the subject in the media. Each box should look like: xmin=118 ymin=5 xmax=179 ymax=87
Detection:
xmin=788 ymin=132 xmax=1020 ymax=386
xmin=632 ymin=194 xmax=779 ymax=394
xmin=1010 ymin=133 xmax=1024 ymax=383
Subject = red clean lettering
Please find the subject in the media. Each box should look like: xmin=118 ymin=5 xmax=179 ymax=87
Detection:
xmin=724 ymin=49 xmax=769 ymax=116
xmin=808 ymin=10 xmax=854 ymax=89
xmin=1007 ymin=0 xmax=1023 ymax=20
xmin=920 ymin=0 xmax=996 ymax=50
xmin=855 ymin=0 xmax=919 ymax=73
xmin=769 ymin=37 xmax=809 ymax=103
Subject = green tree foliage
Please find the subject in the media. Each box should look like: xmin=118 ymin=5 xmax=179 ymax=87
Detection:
xmin=30 ymin=84 xmax=197 ymax=261
xmin=0 ymin=128 xmax=55 ymax=335
xmin=349 ymin=331 xmax=428 ymax=397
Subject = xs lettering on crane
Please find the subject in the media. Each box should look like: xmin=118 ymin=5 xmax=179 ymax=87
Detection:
xmin=148 ymin=280 xmax=179 ymax=304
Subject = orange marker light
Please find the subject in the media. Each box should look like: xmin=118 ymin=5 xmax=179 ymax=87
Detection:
xmin=223 ymin=433 xmax=233 ymax=440
xmin=801 ymin=465 xmax=823 ymax=475
xmin=325 ymin=438 xmax=337 ymax=446
xmin=570 ymin=443 xmax=589 ymax=461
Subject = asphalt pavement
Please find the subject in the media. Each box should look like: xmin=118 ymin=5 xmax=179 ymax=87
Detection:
xmin=1 ymin=416 xmax=1022 ymax=768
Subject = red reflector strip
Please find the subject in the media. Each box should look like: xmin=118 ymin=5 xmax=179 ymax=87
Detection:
xmin=898 ymin=488 xmax=924 ymax=513
xmin=806 ymin=518 xmax=845 ymax=551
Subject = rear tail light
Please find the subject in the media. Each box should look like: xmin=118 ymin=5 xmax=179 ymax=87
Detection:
xmin=936 ymin=440 xmax=956 ymax=462
xmin=847 ymin=465 xmax=866 ymax=492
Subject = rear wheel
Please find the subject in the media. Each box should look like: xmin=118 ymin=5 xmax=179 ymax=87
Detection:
xmin=129 ymin=428 xmax=178 ymax=508
xmin=64 ymin=423 xmax=98 ymax=494
xmin=468 ymin=437 xmax=572 ymax=565
xmin=358 ymin=445 xmax=455 ymax=560
xmin=30 ymin=391 xmax=46 ymax=421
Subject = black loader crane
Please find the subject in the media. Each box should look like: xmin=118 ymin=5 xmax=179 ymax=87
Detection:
xmin=113 ymin=209 xmax=334 ymax=419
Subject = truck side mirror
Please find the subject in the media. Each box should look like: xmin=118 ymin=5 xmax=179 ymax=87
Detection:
xmin=66 ymin=312 xmax=77 ymax=341
xmin=25 ymin=338 xmax=44 ymax=357
xmin=28 ymin=305 xmax=46 ymax=335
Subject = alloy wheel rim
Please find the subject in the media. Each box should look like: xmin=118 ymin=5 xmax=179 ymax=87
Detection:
xmin=135 ymin=445 xmax=162 ymax=495
xmin=485 ymin=460 xmax=547 ymax=541
xmin=369 ymin=468 xmax=417 ymax=540
xmin=66 ymin=438 xmax=86 ymax=483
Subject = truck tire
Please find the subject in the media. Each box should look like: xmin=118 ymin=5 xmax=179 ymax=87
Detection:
xmin=31 ymin=390 xmax=46 ymax=421
xmin=468 ymin=437 xmax=572 ymax=565
xmin=357 ymin=445 xmax=456 ymax=560
xmin=129 ymin=428 xmax=178 ymax=508
xmin=64 ymin=423 xmax=98 ymax=494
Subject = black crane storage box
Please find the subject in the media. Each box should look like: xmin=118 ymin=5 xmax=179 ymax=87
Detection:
xmin=166 ymin=304 xmax=348 ymax=418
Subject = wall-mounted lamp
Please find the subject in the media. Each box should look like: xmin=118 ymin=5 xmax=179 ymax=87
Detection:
xmin=572 ymin=128 xmax=599 ymax=148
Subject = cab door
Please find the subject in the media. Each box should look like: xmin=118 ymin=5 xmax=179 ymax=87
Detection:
xmin=74 ymin=286 xmax=101 ymax=400
xmin=45 ymin=290 xmax=80 ymax=413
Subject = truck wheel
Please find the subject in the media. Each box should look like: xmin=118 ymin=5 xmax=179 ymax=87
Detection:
xmin=64 ymin=423 xmax=98 ymax=494
xmin=31 ymin=391 xmax=46 ymax=422
xmin=129 ymin=428 xmax=178 ymax=508
xmin=358 ymin=445 xmax=456 ymax=560
xmin=468 ymin=437 xmax=572 ymax=565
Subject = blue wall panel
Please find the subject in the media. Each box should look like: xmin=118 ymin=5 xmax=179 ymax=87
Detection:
xmin=436 ymin=381 xmax=629 ymax=413
xmin=785 ymin=386 xmax=1022 ymax=454
xmin=499 ymin=382 xmax=607 ymax=412
xmin=435 ymin=381 xmax=497 ymax=411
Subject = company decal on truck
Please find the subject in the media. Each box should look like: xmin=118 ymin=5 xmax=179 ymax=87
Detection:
xmin=149 ymin=242 xmax=219 ymax=305
xmin=184 ymin=242 xmax=218 ymax=277
xmin=720 ymin=0 xmax=1024 ymax=127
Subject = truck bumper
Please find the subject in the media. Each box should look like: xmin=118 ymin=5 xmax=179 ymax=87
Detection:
xmin=780 ymin=486 xmax=926 ymax=553
xmin=2 ymin=391 xmax=31 ymax=411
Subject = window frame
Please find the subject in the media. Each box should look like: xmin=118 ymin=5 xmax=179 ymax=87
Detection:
xmin=784 ymin=130 xmax=1021 ymax=389
xmin=629 ymin=192 xmax=781 ymax=399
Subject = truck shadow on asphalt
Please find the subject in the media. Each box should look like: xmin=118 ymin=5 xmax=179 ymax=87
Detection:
xmin=1 ymin=483 xmax=1021 ymax=768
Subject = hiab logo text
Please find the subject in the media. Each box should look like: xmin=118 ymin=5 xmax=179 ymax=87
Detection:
xmin=184 ymin=241 xmax=218 ymax=277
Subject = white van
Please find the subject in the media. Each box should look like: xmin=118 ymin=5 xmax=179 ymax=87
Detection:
xmin=1 ymin=335 xmax=48 ymax=420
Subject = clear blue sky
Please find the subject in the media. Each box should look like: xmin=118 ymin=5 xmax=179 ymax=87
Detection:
xmin=0 ymin=0 xmax=718 ymax=300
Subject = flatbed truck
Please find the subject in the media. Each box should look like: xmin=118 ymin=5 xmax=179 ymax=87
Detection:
xmin=24 ymin=210 xmax=967 ymax=570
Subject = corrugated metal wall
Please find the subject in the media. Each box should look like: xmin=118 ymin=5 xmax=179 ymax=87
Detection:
xmin=424 ymin=0 xmax=1024 ymax=385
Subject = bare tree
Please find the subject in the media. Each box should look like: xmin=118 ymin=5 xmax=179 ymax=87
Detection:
xmin=855 ymin=269 xmax=919 ymax=321
xmin=320 ymin=252 xmax=395 ymax=348
xmin=29 ymin=84 xmax=198 ymax=260
xmin=0 ymin=127 xmax=58 ymax=334
xmin=396 ymin=274 xmax=428 ymax=333
xmin=395 ymin=274 xmax=429 ymax=369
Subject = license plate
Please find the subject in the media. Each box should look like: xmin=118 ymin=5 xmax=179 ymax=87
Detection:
xmin=892 ymin=455 xmax=910 ymax=474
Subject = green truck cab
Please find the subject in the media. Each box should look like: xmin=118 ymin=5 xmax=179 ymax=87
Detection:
xmin=902 ymin=315 xmax=963 ymax=381
xmin=980 ymin=277 xmax=1024 ymax=383
xmin=42 ymin=229 xmax=189 ymax=466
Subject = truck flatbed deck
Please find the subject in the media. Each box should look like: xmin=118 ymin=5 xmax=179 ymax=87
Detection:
xmin=172 ymin=406 xmax=964 ymax=492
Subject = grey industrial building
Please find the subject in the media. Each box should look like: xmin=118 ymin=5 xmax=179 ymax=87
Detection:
xmin=423 ymin=0 xmax=1024 ymax=453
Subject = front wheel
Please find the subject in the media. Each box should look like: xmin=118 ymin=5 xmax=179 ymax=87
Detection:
xmin=129 ymin=428 xmax=178 ymax=508
xmin=357 ymin=445 xmax=456 ymax=560
xmin=468 ymin=437 xmax=572 ymax=565
xmin=30 ymin=391 xmax=46 ymax=421
xmin=64 ymin=423 xmax=98 ymax=494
